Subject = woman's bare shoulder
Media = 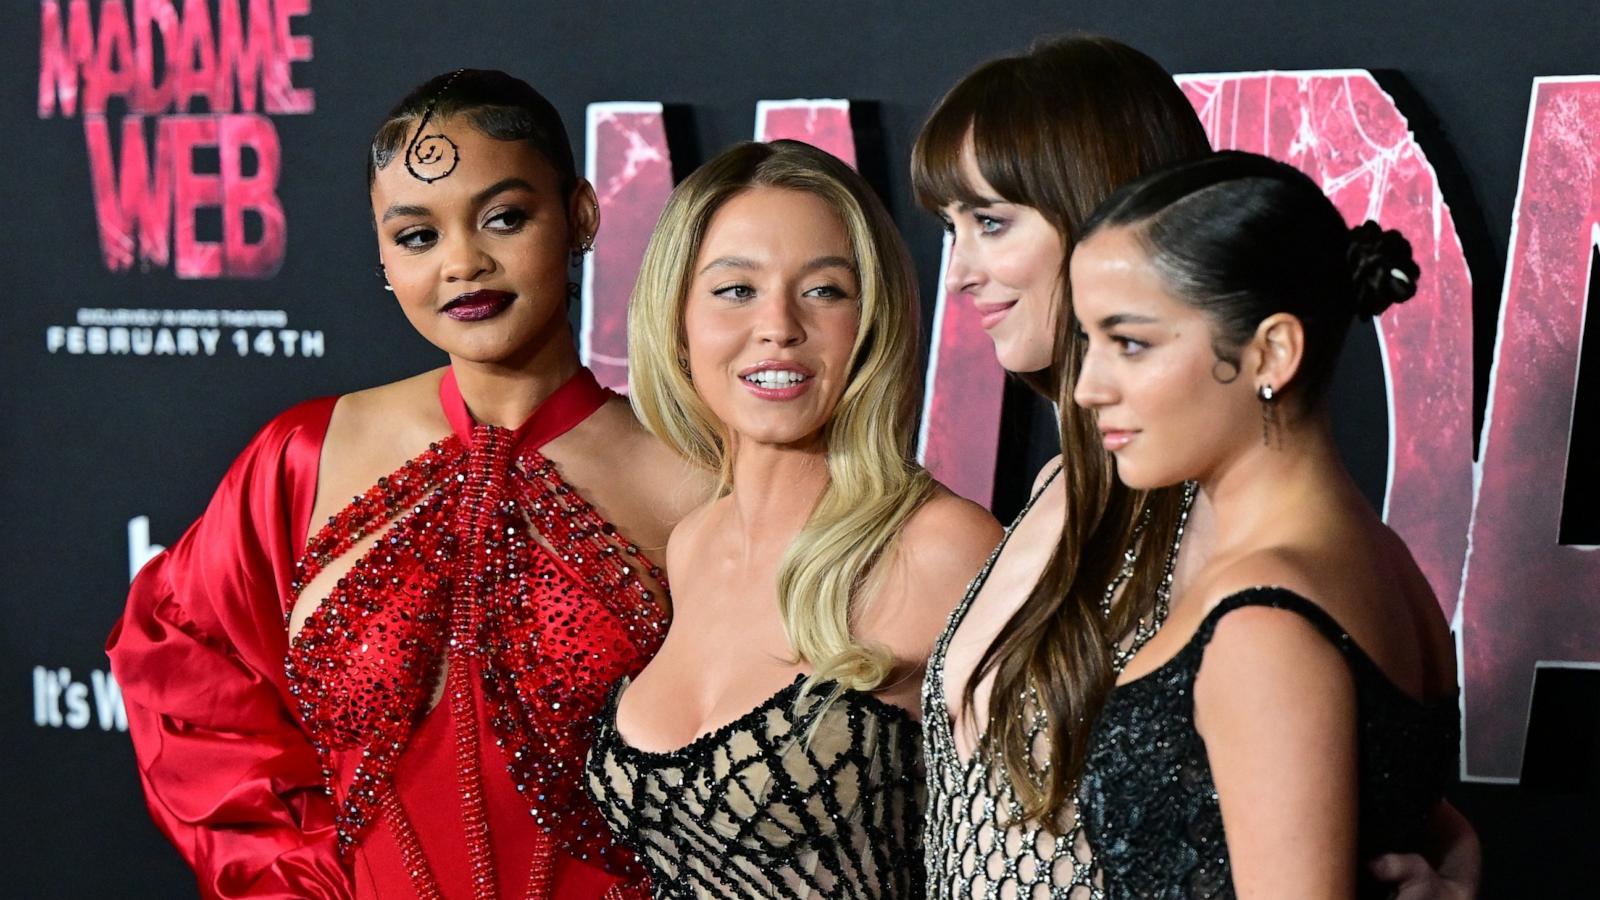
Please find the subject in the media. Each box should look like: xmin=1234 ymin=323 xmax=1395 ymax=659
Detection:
xmin=876 ymin=486 xmax=1001 ymax=623
xmin=1033 ymin=454 xmax=1065 ymax=493
xmin=316 ymin=367 xmax=452 ymax=505
xmin=570 ymin=399 xmax=714 ymax=504
xmin=546 ymin=397 xmax=716 ymax=556
xmin=327 ymin=367 xmax=450 ymax=445
xmin=901 ymin=486 xmax=1004 ymax=565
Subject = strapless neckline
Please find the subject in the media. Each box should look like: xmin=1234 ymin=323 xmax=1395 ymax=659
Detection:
xmin=606 ymin=673 xmax=916 ymax=763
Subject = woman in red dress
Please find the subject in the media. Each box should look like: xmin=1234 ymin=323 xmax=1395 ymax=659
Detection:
xmin=106 ymin=69 xmax=709 ymax=900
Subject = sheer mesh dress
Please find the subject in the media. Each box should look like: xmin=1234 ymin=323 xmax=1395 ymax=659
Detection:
xmin=586 ymin=675 xmax=925 ymax=898
xmin=1077 ymin=588 xmax=1459 ymax=899
xmin=921 ymin=469 xmax=1191 ymax=900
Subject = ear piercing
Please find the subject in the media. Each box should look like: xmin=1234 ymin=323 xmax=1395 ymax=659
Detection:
xmin=1257 ymin=383 xmax=1277 ymax=446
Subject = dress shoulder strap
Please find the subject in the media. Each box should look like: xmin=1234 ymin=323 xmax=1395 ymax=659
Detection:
xmin=1191 ymin=586 xmax=1356 ymax=656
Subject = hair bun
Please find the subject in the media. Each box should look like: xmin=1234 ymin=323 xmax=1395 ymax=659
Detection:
xmin=1347 ymin=220 xmax=1420 ymax=317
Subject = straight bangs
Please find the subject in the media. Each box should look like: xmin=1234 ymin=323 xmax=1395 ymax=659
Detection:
xmin=911 ymin=64 xmax=1047 ymax=215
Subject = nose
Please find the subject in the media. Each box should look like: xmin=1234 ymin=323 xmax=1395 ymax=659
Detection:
xmin=1072 ymin=343 xmax=1116 ymax=410
xmin=943 ymin=231 xmax=983 ymax=298
xmin=754 ymin=295 xmax=805 ymax=348
xmin=440 ymin=233 xmax=493 ymax=283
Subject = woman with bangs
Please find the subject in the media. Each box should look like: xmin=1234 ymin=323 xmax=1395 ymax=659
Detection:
xmin=911 ymin=35 xmax=1479 ymax=898
xmin=584 ymin=139 xmax=1001 ymax=898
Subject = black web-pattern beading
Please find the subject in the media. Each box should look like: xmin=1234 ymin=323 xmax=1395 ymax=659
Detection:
xmin=586 ymin=675 xmax=925 ymax=898
xmin=1077 ymin=588 xmax=1459 ymax=900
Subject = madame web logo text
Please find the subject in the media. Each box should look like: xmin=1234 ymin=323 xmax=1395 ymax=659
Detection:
xmin=37 ymin=0 xmax=314 ymax=279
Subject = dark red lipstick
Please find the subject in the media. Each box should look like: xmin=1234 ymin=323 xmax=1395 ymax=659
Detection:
xmin=442 ymin=290 xmax=515 ymax=321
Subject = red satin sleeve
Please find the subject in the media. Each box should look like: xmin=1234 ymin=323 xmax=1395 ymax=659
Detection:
xmin=107 ymin=397 xmax=351 ymax=899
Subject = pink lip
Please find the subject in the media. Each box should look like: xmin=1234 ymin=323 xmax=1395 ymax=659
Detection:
xmin=738 ymin=359 xmax=816 ymax=401
xmin=442 ymin=290 xmax=515 ymax=321
xmin=1100 ymin=429 xmax=1137 ymax=451
xmin=972 ymin=298 xmax=1018 ymax=331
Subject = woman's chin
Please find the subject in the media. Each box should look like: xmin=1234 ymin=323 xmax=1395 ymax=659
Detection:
xmin=1113 ymin=460 xmax=1186 ymax=492
xmin=992 ymin=339 xmax=1053 ymax=377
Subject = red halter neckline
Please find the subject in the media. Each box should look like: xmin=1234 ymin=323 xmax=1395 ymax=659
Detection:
xmin=438 ymin=366 xmax=612 ymax=452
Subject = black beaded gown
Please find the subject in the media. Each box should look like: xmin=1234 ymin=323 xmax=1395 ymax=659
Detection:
xmin=585 ymin=674 xmax=925 ymax=898
xmin=1077 ymin=587 xmax=1459 ymax=899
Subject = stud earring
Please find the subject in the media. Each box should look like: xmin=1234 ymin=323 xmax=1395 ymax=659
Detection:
xmin=375 ymin=264 xmax=393 ymax=293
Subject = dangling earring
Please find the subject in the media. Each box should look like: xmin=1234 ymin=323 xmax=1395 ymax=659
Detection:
xmin=569 ymin=234 xmax=595 ymax=269
xmin=568 ymin=236 xmax=594 ymax=302
xmin=1257 ymin=383 xmax=1277 ymax=446
xmin=374 ymin=264 xmax=393 ymax=293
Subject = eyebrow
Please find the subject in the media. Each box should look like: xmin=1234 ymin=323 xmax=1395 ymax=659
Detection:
xmin=1097 ymin=313 xmax=1160 ymax=328
xmin=472 ymin=177 xmax=538 ymax=208
xmin=802 ymin=255 xmax=857 ymax=276
xmin=698 ymin=255 xmax=759 ymax=275
xmin=381 ymin=203 xmax=429 ymax=223
xmin=380 ymin=177 xmax=540 ymax=224
xmin=956 ymin=196 xmax=1007 ymax=212
xmin=696 ymin=255 xmax=857 ymax=277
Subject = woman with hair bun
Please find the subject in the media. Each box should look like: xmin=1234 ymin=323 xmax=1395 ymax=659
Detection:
xmin=1069 ymin=150 xmax=1459 ymax=897
xmin=108 ymin=69 xmax=710 ymax=899
xmin=585 ymin=139 xmax=1000 ymax=898
xmin=913 ymin=34 xmax=1477 ymax=899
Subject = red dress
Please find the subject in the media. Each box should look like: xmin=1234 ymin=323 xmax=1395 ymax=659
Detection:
xmin=108 ymin=367 xmax=665 ymax=900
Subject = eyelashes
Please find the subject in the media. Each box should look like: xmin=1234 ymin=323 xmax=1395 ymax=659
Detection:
xmin=1075 ymin=326 xmax=1152 ymax=357
xmin=1112 ymin=335 xmax=1150 ymax=356
xmin=485 ymin=208 xmax=527 ymax=231
xmin=710 ymin=283 xmax=855 ymax=302
xmin=394 ymin=227 xmax=437 ymax=250
xmin=712 ymin=284 xmax=757 ymax=301
xmin=938 ymin=212 xmax=1010 ymax=237
xmin=974 ymin=214 xmax=1008 ymax=235
xmin=390 ymin=207 xmax=530 ymax=251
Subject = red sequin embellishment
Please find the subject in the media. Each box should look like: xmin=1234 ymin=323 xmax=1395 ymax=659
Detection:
xmin=285 ymin=374 xmax=666 ymax=899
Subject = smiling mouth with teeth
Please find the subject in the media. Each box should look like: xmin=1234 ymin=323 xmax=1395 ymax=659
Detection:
xmin=742 ymin=370 xmax=810 ymax=387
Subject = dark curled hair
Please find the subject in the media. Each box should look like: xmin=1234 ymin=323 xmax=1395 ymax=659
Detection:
xmin=1081 ymin=150 xmax=1421 ymax=409
xmin=367 ymin=68 xmax=578 ymax=199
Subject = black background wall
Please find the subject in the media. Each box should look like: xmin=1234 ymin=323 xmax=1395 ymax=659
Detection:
xmin=3 ymin=1 xmax=1596 ymax=896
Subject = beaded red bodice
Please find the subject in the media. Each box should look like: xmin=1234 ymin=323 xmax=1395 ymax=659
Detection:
xmin=284 ymin=368 xmax=666 ymax=900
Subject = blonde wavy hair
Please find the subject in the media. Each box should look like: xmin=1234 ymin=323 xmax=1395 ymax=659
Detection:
xmin=629 ymin=140 xmax=934 ymax=703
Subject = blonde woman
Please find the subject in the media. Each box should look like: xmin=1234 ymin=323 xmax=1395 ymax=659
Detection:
xmin=584 ymin=140 xmax=1001 ymax=898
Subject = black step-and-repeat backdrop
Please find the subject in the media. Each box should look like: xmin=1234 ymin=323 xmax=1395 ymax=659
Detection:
xmin=4 ymin=2 xmax=1596 ymax=896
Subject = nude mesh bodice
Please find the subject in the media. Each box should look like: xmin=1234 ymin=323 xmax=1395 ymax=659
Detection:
xmin=586 ymin=676 xmax=925 ymax=898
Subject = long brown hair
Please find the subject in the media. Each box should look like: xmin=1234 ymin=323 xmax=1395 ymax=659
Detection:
xmin=912 ymin=34 xmax=1212 ymax=821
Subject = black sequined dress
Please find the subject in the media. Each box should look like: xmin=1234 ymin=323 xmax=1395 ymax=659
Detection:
xmin=586 ymin=675 xmax=925 ymax=898
xmin=1077 ymin=587 xmax=1459 ymax=899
